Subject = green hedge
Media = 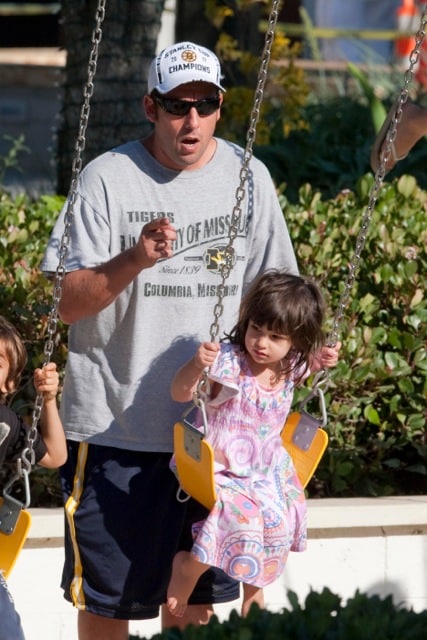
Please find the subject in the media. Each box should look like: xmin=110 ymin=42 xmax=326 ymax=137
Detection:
xmin=0 ymin=173 xmax=426 ymax=501
xmin=130 ymin=589 xmax=427 ymax=640
xmin=0 ymin=187 xmax=67 ymax=505
xmin=284 ymin=173 xmax=427 ymax=497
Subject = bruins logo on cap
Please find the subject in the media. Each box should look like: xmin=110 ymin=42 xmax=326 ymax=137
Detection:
xmin=181 ymin=50 xmax=197 ymax=63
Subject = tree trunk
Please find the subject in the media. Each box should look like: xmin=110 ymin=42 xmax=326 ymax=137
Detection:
xmin=175 ymin=0 xmax=218 ymax=50
xmin=57 ymin=0 xmax=165 ymax=195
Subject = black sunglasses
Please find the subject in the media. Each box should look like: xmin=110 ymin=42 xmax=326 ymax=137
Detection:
xmin=152 ymin=94 xmax=220 ymax=117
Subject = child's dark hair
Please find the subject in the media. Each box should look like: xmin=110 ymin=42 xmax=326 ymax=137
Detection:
xmin=225 ymin=270 xmax=326 ymax=383
xmin=0 ymin=316 xmax=27 ymax=404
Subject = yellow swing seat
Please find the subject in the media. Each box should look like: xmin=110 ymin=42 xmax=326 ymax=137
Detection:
xmin=174 ymin=388 xmax=328 ymax=511
xmin=174 ymin=420 xmax=216 ymax=510
xmin=0 ymin=495 xmax=32 ymax=578
xmin=281 ymin=410 xmax=328 ymax=488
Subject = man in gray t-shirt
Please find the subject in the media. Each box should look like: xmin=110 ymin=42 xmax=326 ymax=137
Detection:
xmin=42 ymin=41 xmax=298 ymax=638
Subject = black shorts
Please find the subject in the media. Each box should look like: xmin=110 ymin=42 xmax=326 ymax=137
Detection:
xmin=60 ymin=441 xmax=239 ymax=620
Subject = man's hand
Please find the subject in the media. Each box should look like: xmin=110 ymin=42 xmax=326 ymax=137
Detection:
xmin=136 ymin=217 xmax=177 ymax=267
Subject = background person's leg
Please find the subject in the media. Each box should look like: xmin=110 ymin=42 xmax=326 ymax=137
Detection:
xmin=0 ymin=572 xmax=25 ymax=640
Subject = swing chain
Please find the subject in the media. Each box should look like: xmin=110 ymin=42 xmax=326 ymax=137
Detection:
xmin=194 ymin=0 xmax=281 ymax=401
xmin=14 ymin=0 xmax=107 ymax=492
xmin=201 ymin=2 xmax=427 ymax=417
xmin=208 ymin=0 xmax=282 ymax=345
xmin=292 ymin=6 xmax=427 ymax=397
xmin=374 ymin=4 xmax=427 ymax=184
xmin=327 ymin=5 xmax=427 ymax=350
xmin=3 ymin=464 xmax=31 ymax=510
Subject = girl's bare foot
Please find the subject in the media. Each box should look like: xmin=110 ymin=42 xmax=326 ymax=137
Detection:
xmin=166 ymin=551 xmax=208 ymax=618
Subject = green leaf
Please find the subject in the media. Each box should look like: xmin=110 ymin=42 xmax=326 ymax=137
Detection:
xmin=384 ymin=457 xmax=401 ymax=469
xmin=346 ymin=63 xmax=386 ymax=131
xmin=397 ymin=174 xmax=417 ymax=198
xmin=384 ymin=351 xmax=402 ymax=371
xmin=397 ymin=377 xmax=415 ymax=395
xmin=364 ymin=405 xmax=381 ymax=425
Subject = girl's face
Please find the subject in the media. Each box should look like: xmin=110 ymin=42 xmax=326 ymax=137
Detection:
xmin=244 ymin=321 xmax=293 ymax=367
xmin=0 ymin=340 xmax=11 ymax=394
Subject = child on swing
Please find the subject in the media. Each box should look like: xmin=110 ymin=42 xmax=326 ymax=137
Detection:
xmin=0 ymin=315 xmax=67 ymax=640
xmin=167 ymin=270 xmax=340 ymax=618
xmin=0 ymin=316 xmax=66 ymax=469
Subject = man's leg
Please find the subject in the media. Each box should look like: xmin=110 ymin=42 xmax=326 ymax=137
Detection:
xmin=61 ymin=445 xmax=187 ymax=638
xmin=78 ymin=610 xmax=128 ymax=640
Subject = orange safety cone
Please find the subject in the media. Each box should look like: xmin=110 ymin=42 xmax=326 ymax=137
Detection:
xmin=415 ymin=2 xmax=427 ymax=88
xmin=395 ymin=0 xmax=418 ymax=65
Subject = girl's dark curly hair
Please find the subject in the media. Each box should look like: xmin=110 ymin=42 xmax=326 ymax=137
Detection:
xmin=224 ymin=270 xmax=326 ymax=384
xmin=0 ymin=316 xmax=27 ymax=404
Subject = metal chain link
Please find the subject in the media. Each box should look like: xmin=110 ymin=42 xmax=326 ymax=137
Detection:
xmin=327 ymin=3 xmax=427 ymax=349
xmin=18 ymin=0 xmax=107 ymax=483
xmin=208 ymin=0 xmax=281 ymax=343
xmin=205 ymin=1 xmax=427 ymax=398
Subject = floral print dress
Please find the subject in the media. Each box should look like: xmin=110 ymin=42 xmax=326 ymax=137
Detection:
xmin=190 ymin=343 xmax=307 ymax=588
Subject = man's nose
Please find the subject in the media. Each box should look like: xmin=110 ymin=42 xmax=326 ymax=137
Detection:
xmin=184 ymin=106 xmax=200 ymax=125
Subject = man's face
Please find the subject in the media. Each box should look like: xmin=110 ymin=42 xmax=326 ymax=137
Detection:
xmin=144 ymin=81 xmax=223 ymax=171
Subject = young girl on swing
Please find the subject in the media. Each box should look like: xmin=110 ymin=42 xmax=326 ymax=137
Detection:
xmin=167 ymin=270 xmax=340 ymax=618
xmin=0 ymin=315 xmax=66 ymax=640
xmin=0 ymin=315 xmax=66 ymax=469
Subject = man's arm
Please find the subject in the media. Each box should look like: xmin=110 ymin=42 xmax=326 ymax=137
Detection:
xmin=58 ymin=217 xmax=176 ymax=323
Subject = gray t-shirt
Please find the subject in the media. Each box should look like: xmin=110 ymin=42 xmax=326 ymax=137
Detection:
xmin=42 ymin=138 xmax=298 ymax=452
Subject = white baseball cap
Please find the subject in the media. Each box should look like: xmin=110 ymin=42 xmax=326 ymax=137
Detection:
xmin=148 ymin=41 xmax=225 ymax=95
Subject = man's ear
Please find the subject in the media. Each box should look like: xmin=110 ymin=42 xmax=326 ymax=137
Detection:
xmin=143 ymin=95 xmax=157 ymax=123
xmin=216 ymin=93 xmax=224 ymax=122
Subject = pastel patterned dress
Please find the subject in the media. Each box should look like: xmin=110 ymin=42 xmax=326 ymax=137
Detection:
xmin=190 ymin=343 xmax=307 ymax=588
